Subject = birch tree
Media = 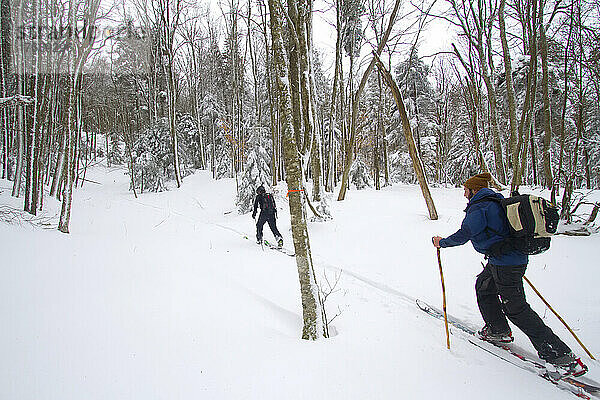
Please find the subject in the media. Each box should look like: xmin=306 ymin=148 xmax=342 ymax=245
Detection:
xmin=58 ymin=0 xmax=101 ymax=233
xmin=267 ymin=0 xmax=324 ymax=340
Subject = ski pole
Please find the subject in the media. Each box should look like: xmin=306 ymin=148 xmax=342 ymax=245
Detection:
xmin=433 ymin=241 xmax=450 ymax=350
xmin=254 ymin=215 xmax=264 ymax=251
xmin=523 ymin=275 xmax=595 ymax=360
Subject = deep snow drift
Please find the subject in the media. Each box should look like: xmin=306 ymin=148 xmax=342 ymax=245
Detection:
xmin=1 ymin=162 xmax=598 ymax=400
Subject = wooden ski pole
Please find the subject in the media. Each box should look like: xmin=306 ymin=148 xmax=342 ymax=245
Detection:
xmin=523 ymin=275 xmax=595 ymax=360
xmin=436 ymin=247 xmax=450 ymax=350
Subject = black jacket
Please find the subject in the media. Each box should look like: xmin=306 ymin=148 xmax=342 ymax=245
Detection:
xmin=253 ymin=193 xmax=277 ymax=217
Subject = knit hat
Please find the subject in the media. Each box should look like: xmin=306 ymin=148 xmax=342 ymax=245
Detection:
xmin=464 ymin=172 xmax=492 ymax=191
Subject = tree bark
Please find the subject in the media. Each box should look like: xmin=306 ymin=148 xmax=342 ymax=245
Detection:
xmin=499 ymin=0 xmax=518 ymax=171
xmin=268 ymin=0 xmax=323 ymax=340
xmin=286 ymin=0 xmax=303 ymax=149
xmin=325 ymin=0 xmax=342 ymax=193
xmin=552 ymin=1 xmax=574 ymax=203
xmin=539 ymin=14 xmax=553 ymax=189
xmin=476 ymin=44 xmax=505 ymax=185
xmin=58 ymin=0 xmax=101 ymax=233
xmin=59 ymin=79 xmax=76 ymax=234
xmin=513 ymin=3 xmax=539 ymax=191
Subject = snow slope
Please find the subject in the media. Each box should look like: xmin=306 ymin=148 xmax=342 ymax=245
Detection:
xmin=1 ymin=163 xmax=598 ymax=400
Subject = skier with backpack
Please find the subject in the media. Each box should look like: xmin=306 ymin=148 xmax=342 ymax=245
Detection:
xmin=252 ymin=185 xmax=284 ymax=248
xmin=431 ymin=172 xmax=587 ymax=377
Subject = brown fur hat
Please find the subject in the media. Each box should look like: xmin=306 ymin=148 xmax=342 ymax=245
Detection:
xmin=464 ymin=172 xmax=492 ymax=191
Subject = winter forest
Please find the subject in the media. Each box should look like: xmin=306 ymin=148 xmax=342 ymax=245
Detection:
xmin=4 ymin=0 xmax=600 ymax=225
xmin=2 ymin=0 xmax=600 ymax=390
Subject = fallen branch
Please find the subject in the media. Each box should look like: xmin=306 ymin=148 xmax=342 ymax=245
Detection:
xmin=0 ymin=205 xmax=57 ymax=229
xmin=302 ymin=188 xmax=324 ymax=220
xmin=585 ymin=203 xmax=599 ymax=225
xmin=0 ymin=95 xmax=34 ymax=107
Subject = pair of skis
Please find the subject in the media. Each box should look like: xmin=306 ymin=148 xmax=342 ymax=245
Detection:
xmin=263 ymin=239 xmax=294 ymax=257
xmin=416 ymin=299 xmax=599 ymax=399
xmin=243 ymin=234 xmax=295 ymax=257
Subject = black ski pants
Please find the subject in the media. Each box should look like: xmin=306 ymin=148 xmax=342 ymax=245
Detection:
xmin=256 ymin=212 xmax=281 ymax=241
xmin=476 ymin=263 xmax=572 ymax=362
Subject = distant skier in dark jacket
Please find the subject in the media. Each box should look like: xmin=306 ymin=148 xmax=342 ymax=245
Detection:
xmin=253 ymin=185 xmax=283 ymax=247
xmin=432 ymin=172 xmax=587 ymax=377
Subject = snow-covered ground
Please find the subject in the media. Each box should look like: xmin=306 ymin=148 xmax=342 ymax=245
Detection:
xmin=1 ymin=162 xmax=599 ymax=400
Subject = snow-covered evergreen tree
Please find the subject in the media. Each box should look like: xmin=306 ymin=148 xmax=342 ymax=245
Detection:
xmin=131 ymin=115 xmax=193 ymax=192
xmin=350 ymin=156 xmax=372 ymax=189
xmin=213 ymin=118 xmax=234 ymax=179
xmin=108 ymin=133 xmax=124 ymax=165
xmin=179 ymin=114 xmax=203 ymax=168
xmin=236 ymin=128 xmax=272 ymax=213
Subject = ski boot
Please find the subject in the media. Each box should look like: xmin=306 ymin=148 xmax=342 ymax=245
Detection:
xmin=477 ymin=324 xmax=514 ymax=344
xmin=546 ymin=353 xmax=588 ymax=378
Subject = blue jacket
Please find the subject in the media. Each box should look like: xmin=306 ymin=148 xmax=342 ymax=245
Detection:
xmin=439 ymin=188 xmax=528 ymax=266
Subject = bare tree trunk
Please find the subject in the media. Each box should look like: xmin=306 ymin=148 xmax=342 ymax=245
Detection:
xmin=259 ymin=0 xmax=278 ymax=186
xmin=552 ymin=1 xmax=574 ymax=204
xmin=11 ymin=0 xmax=25 ymax=198
xmin=337 ymin=0 xmax=402 ymax=201
xmin=452 ymin=45 xmax=489 ymax=177
xmin=121 ymin=105 xmax=138 ymax=198
xmin=157 ymin=0 xmax=183 ymax=187
xmin=58 ymin=0 xmax=101 ymax=233
xmin=294 ymin=0 xmax=312 ymax=156
xmin=530 ymin=128 xmax=537 ymax=186
xmin=375 ymin=73 xmax=384 ymax=190
xmin=50 ymin=129 xmax=65 ymax=197
xmin=517 ymin=50 xmax=538 ymax=188
xmin=539 ymin=8 xmax=553 ymax=189
xmin=286 ymin=0 xmax=303 ymax=148
xmin=514 ymin=3 xmax=539 ymax=191
xmin=374 ymin=54 xmax=438 ymax=220
xmin=477 ymin=49 xmax=505 ymax=185
xmin=499 ymin=0 xmax=518 ymax=172
xmin=105 ymin=129 xmax=110 ymax=167
xmin=325 ymin=0 xmax=342 ymax=193
xmin=294 ymin=0 xmax=322 ymax=202
xmin=561 ymin=3 xmax=585 ymax=221
xmin=74 ymin=77 xmax=82 ymax=187
xmin=0 ymin=0 xmax=9 ymax=181
xmin=448 ymin=0 xmax=505 ymax=184
xmin=189 ymin=34 xmax=205 ymax=170
xmin=59 ymin=80 xmax=76 ymax=234
xmin=12 ymin=102 xmax=24 ymax=196
xmin=166 ymin=62 xmax=181 ymax=187
xmin=382 ymin=125 xmax=389 ymax=186
xmin=25 ymin=0 xmax=43 ymax=214
xmin=268 ymin=0 xmax=323 ymax=340
xmin=1 ymin=109 xmax=6 ymax=179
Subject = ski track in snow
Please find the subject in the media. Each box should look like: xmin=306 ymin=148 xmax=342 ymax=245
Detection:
xmin=126 ymin=192 xmax=417 ymax=310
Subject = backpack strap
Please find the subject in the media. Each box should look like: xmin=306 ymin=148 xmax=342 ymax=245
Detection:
xmin=465 ymin=195 xmax=508 ymax=257
xmin=465 ymin=194 xmax=500 ymax=211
